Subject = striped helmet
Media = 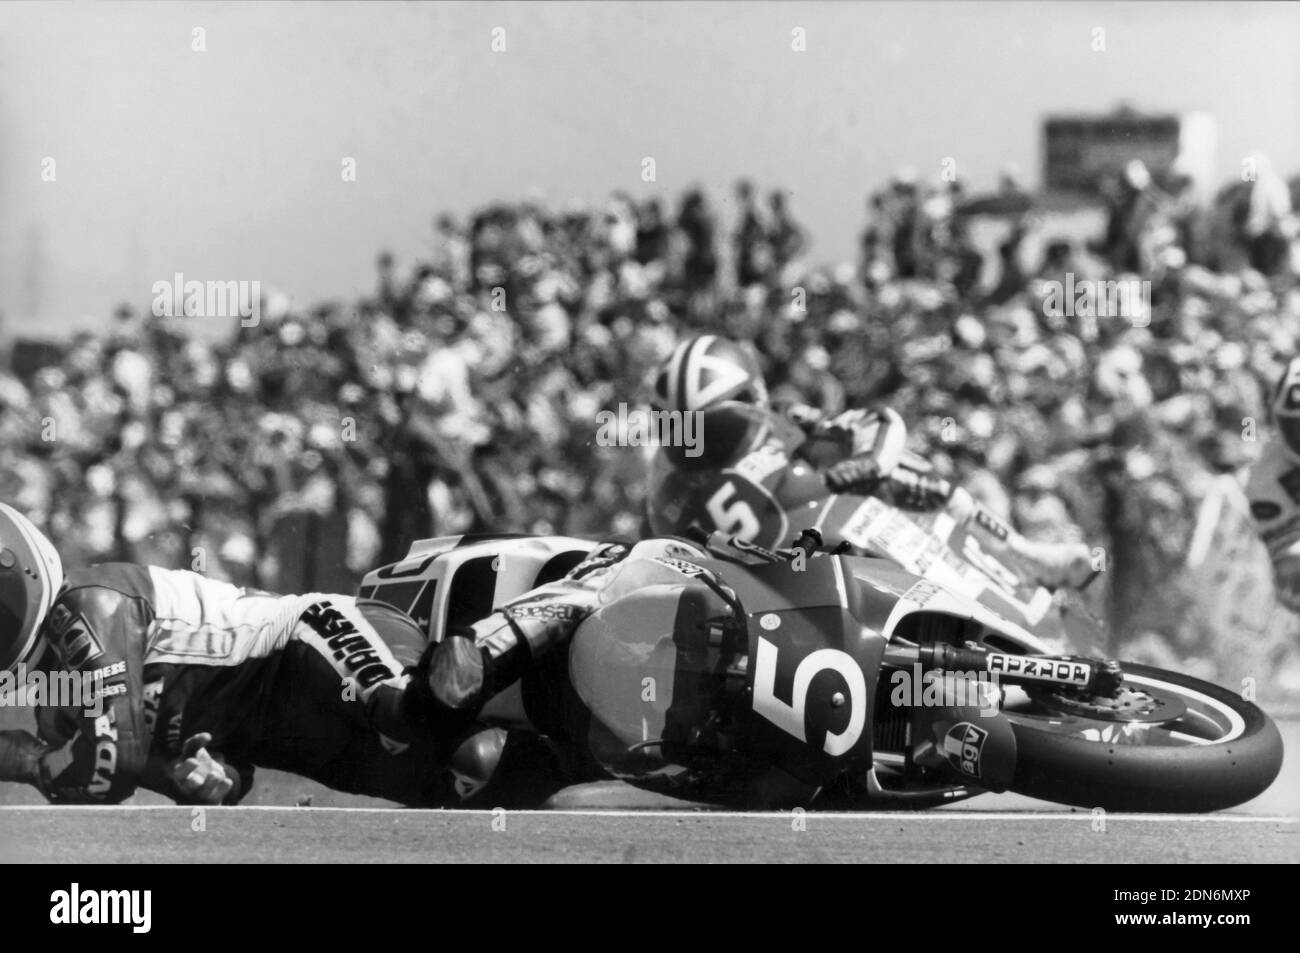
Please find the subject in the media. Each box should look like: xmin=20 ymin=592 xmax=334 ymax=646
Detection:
xmin=651 ymin=335 xmax=768 ymax=413
xmin=1272 ymin=357 xmax=1300 ymax=457
xmin=0 ymin=503 xmax=64 ymax=673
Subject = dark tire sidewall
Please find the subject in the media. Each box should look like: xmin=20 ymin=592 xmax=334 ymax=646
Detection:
xmin=1007 ymin=663 xmax=1284 ymax=812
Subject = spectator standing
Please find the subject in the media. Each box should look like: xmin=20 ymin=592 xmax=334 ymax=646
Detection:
xmin=733 ymin=179 xmax=771 ymax=287
xmin=1242 ymin=153 xmax=1293 ymax=277
xmin=767 ymin=189 xmax=807 ymax=276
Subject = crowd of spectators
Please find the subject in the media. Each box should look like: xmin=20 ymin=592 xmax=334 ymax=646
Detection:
xmin=2 ymin=157 xmax=1298 ymax=689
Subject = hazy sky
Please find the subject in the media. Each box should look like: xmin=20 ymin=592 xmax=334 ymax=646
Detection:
xmin=2 ymin=1 xmax=1297 ymax=336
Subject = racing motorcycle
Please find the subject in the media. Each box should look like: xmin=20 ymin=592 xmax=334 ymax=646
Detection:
xmin=646 ymin=400 xmax=1103 ymax=654
xmin=360 ymin=532 xmax=1284 ymax=812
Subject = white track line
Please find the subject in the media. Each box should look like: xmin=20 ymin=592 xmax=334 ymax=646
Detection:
xmin=0 ymin=805 xmax=1292 ymax=822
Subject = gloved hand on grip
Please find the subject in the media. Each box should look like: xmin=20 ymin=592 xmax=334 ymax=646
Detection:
xmin=824 ymin=455 xmax=884 ymax=495
xmin=169 ymin=732 xmax=236 ymax=805
xmin=0 ymin=730 xmax=45 ymax=786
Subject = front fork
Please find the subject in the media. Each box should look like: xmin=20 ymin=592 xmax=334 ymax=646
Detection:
xmin=873 ymin=642 xmax=1124 ymax=794
xmin=882 ymin=641 xmax=1124 ymax=696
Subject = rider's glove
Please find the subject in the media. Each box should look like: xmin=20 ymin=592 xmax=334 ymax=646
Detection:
xmin=169 ymin=733 xmax=236 ymax=805
xmin=819 ymin=409 xmax=880 ymax=456
xmin=425 ymin=632 xmax=490 ymax=712
xmin=1010 ymin=538 xmax=1097 ymax=591
xmin=824 ymin=455 xmax=884 ymax=495
xmin=0 ymin=730 xmax=45 ymax=786
xmin=567 ymin=541 xmax=633 ymax=580
xmin=884 ymin=467 xmax=952 ymax=511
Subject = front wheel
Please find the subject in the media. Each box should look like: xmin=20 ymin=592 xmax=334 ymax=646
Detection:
xmin=1003 ymin=663 xmax=1284 ymax=812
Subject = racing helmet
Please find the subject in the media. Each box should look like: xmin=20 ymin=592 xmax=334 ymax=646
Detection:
xmin=1271 ymin=357 xmax=1300 ymax=457
xmin=651 ymin=335 xmax=768 ymax=413
xmin=0 ymin=503 xmax=64 ymax=673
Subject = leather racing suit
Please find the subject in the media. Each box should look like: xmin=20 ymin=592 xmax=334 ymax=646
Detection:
xmin=11 ymin=563 xmax=455 ymax=805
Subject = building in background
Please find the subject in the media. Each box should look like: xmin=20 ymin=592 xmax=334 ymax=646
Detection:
xmin=1043 ymin=105 xmax=1218 ymax=201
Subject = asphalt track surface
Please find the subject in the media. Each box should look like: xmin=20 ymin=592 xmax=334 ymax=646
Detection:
xmin=2 ymin=718 xmax=1297 ymax=864
xmin=0 ymin=804 xmax=1295 ymax=863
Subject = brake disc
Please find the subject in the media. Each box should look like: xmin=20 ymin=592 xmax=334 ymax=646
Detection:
xmin=1028 ymin=684 xmax=1187 ymax=724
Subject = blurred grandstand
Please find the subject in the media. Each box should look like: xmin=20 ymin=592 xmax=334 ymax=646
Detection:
xmin=2 ymin=160 xmax=1299 ymax=697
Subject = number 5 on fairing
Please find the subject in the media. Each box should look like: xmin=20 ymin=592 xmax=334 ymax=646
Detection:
xmin=752 ymin=637 xmax=866 ymax=756
xmin=706 ymin=482 xmax=761 ymax=541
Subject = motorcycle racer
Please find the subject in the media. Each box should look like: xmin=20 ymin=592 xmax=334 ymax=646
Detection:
xmin=0 ymin=503 xmax=464 ymax=806
xmin=1246 ymin=356 xmax=1300 ymax=614
xmin=412 ymin=535 xmax=815 ymax=804
xmin=645 ymin=334 xmax=1094 ymax=590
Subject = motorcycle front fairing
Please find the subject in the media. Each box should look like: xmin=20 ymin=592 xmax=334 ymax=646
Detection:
xmin=717 ymin=556 xmax=893 ymax=791
xmin=729 ymin=552 xmax=1031 ymax=803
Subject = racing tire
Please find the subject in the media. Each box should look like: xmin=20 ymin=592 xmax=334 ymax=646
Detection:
xmin=1005 ymin=663 xmax=1284 ymax=812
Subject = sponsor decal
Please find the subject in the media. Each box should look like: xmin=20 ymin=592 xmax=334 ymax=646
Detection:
xmin=88 ymin=711 xmax=119 ymax=797
xmin=903 ymin=580 xmax=942 ymax=607
xmin=142 ymin=680 xmax=163 ymax=740
xmin=840 ymin=498 xmax=889 ymax=548
xmin=986 ymin=654 xmax=1091 ymax=686
xmin=653 ymin=556 xmax=707 ymax=577
xmin=734 ymin=442 xmax=789 ymax=484
xmin=300 ymin=602 xmax=397 ymax=691
xmin=943 ymin=721 xmax=989 ymax=778
xmin=166 ymin=714 xmax=183 ymax=754
xmin=974 ymin=507 xmax=1011 ymax=541
xmin=912 ymin=535 xmax=947 ymax=575
xmin=505 ymin=602 xmax=583 ymax=623
xmin=88 ymin=661 xmax=126 ymax=681
xmin=47 ymin=607 xmax=105 ymax=669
